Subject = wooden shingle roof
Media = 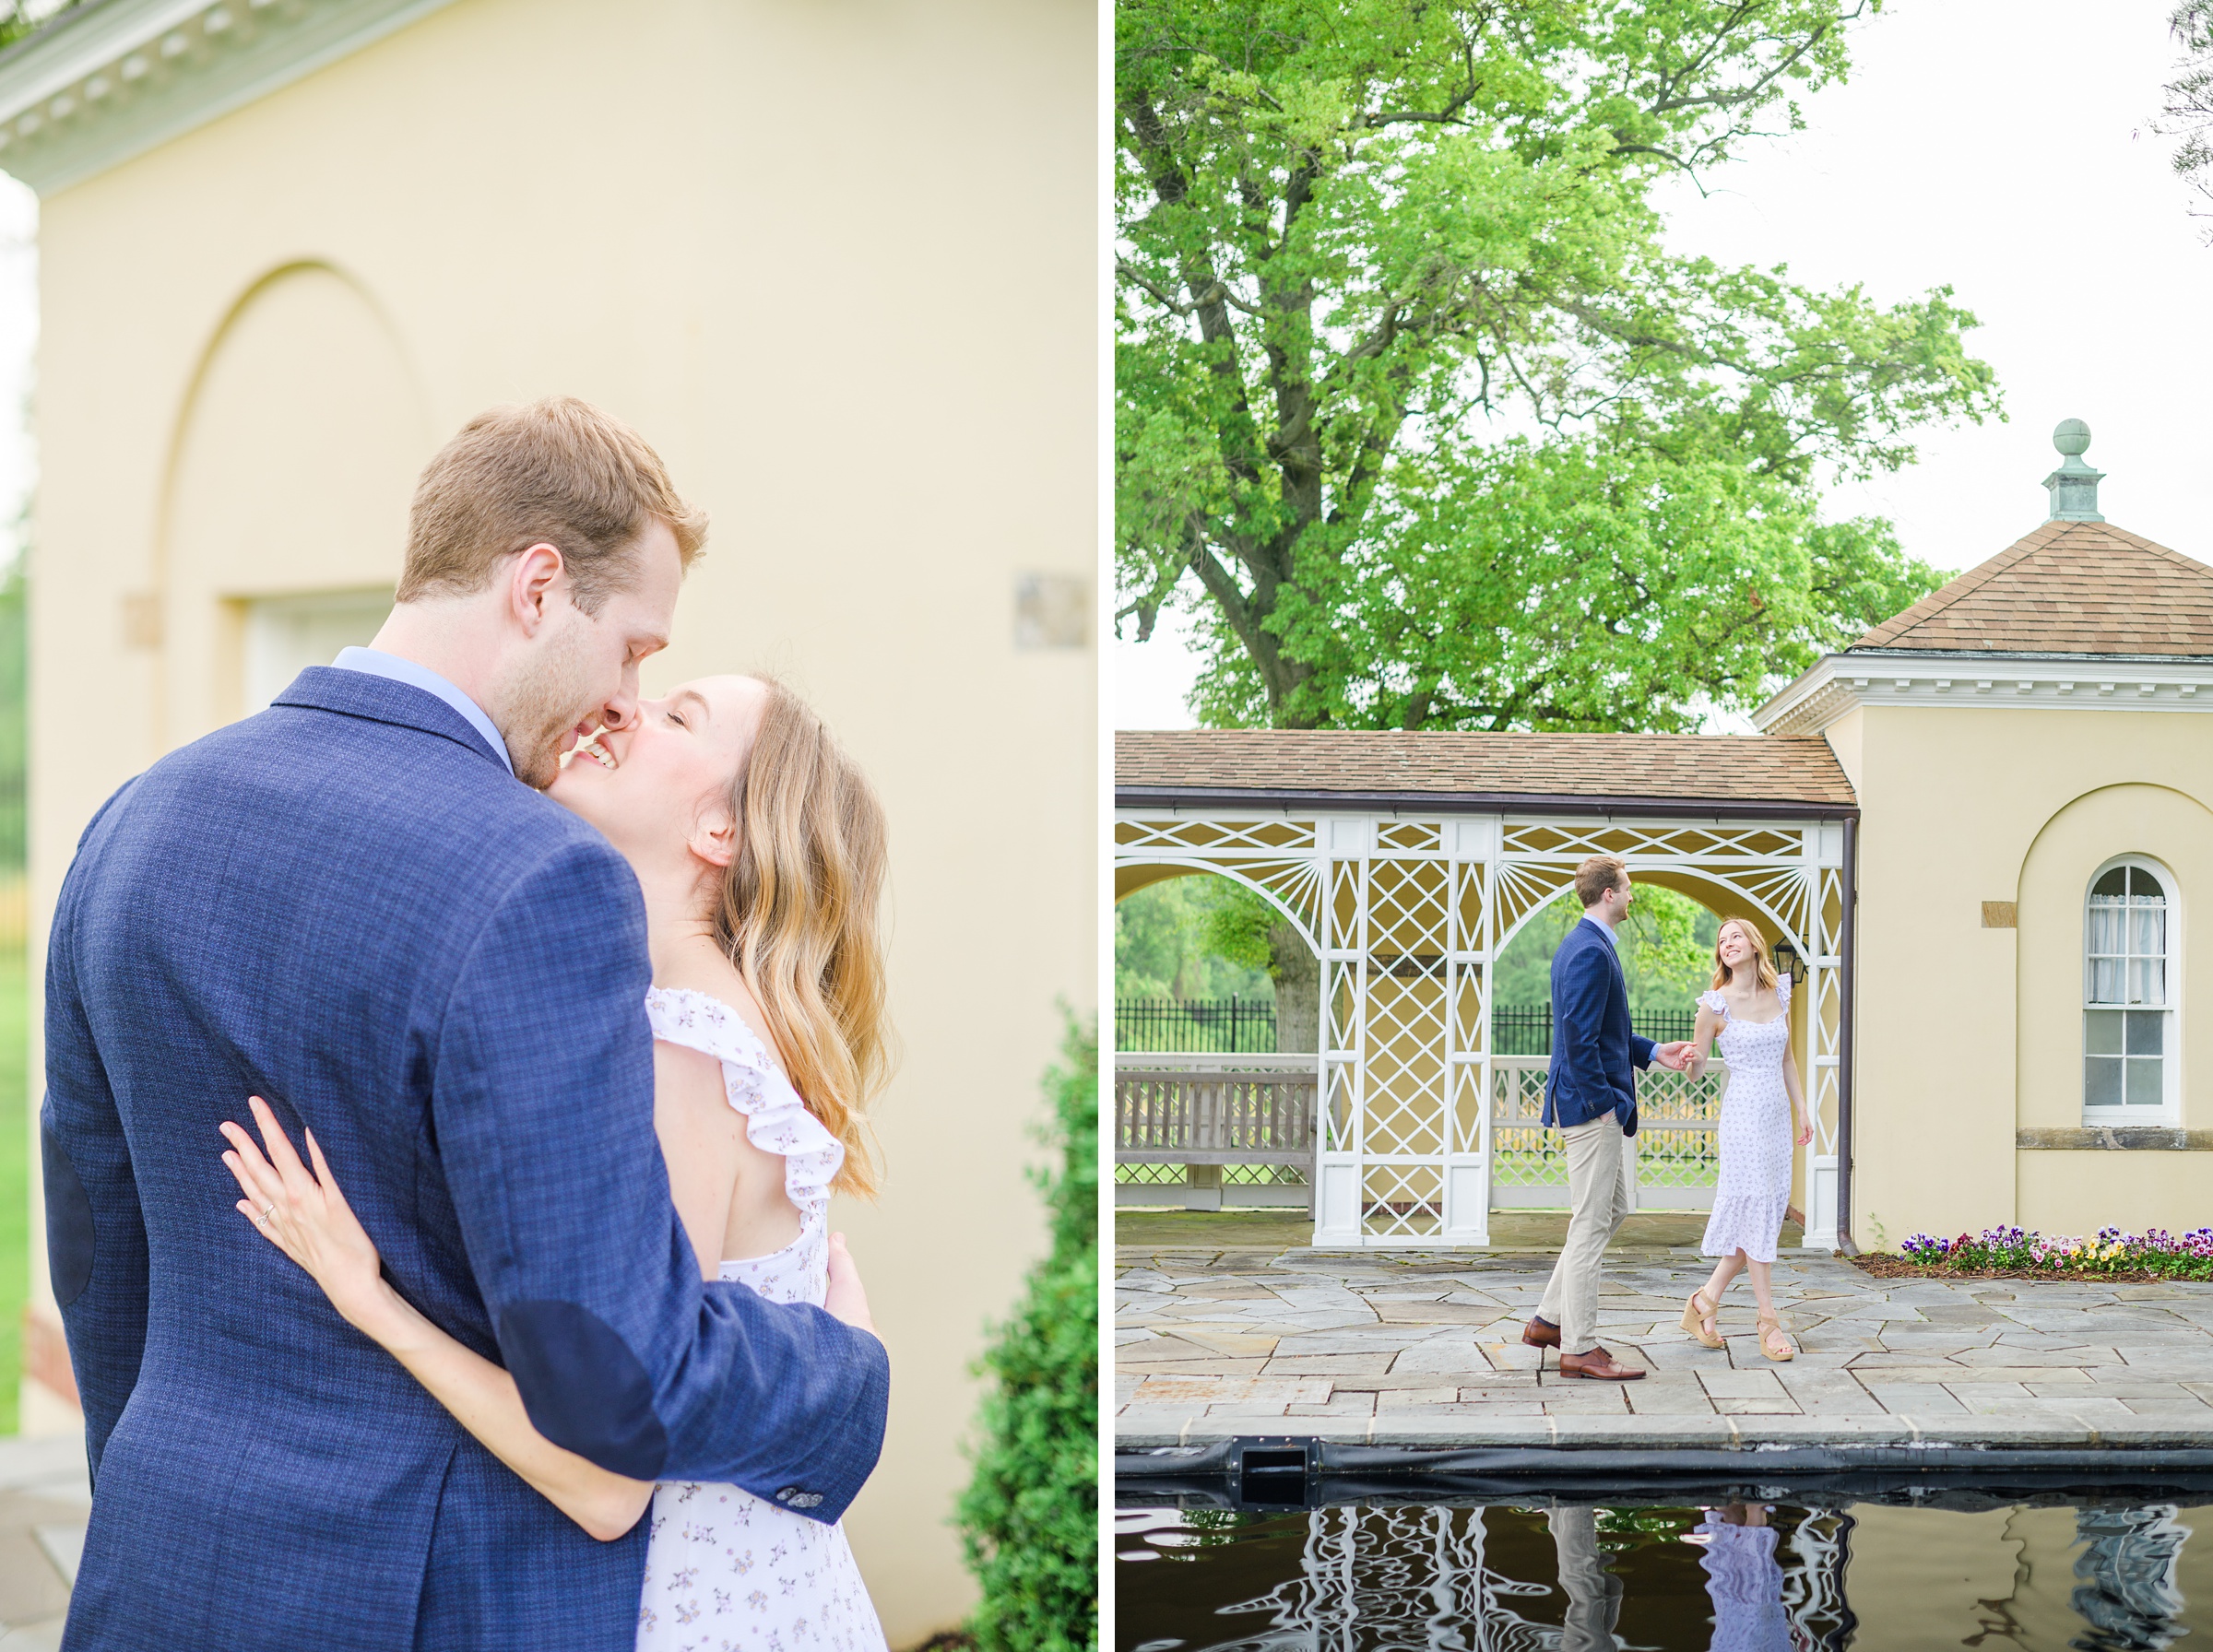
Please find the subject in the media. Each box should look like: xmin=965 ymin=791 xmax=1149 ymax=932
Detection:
xmin=1116 ymin=730 xmax=1857 ymax=813
xmin=1852 ymin=520 xmax=2213 ymax=655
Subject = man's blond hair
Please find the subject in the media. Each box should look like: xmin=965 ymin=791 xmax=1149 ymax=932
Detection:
xmin=1573 ymin=855 xmax=1627 ymax=909
xmin=397 ymin=397 xmax=707 ymax=613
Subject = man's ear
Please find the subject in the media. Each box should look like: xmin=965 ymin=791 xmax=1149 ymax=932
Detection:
xmin=689 ymin=806 xmax=737 ymax=871
xmin=509 ymin=543 xmax=568 ymax=635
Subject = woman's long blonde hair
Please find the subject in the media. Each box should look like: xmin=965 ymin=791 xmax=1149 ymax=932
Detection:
xmin=713 ymin=678 xmax=893 ymax=1198
xmin=1710 ymin=917 xmax=1780 ymax=995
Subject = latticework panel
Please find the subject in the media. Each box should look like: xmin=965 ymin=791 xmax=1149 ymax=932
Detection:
xmin=1361 ymin=1161 xmax=1444 ymax=1239
xmin=1360 ymin=974 xmax=1447 ymax=1159
xmin=1225 ymin=1163 xmax=1308 ymax=1186
xmin=1490 ymin=1061 xmax=1566 ymax=1189
xmin=1632 ymin=1063 xmax=1727 ymax=1189
xmin=1503 ymin=820 xmax=1805 ymax=862
xmin=1115 ymin=1162 xmax=1183 ymax=1186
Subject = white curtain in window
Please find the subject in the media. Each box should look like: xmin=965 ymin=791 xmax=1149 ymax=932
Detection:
xmin=2089 ymin=896 xmax=2126 ymax=1001
xmin=2132 ymin=902 xmax=2167 ymax=1004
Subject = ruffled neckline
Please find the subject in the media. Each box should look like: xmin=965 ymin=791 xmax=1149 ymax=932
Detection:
xmin=643 ymin=985 xmax=844 ymax=1239
xmin=1699 ymin=974 xmax=1792 ymax=1024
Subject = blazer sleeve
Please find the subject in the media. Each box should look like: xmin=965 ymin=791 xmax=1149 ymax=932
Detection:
xmin=435 ymin=841 xmax=889 ymax=1523
xmin=41 ymin=878 xmax=149 ymax=1485
xmin=1630 ymin=1033 xmax=1656 ymax=1069
xmin=1554 ymin=943 xmax=1616 ymax=1116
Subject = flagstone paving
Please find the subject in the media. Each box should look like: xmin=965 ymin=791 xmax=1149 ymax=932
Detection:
xmin=1116 ymin=1241 xmax=2213 ymax=1448
xmin=0 ymin=1435 xmax=89 ymax=1649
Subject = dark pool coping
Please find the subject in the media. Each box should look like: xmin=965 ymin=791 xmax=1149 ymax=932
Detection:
xmin=1118 ymin=1416 xmax=2213 ymax=1456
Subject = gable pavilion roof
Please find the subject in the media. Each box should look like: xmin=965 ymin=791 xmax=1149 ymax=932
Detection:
xmin=1116 ymin=730 xmax=1857 ymax=819
xmin=1851 ymin=519 xmax=2213 ymax=657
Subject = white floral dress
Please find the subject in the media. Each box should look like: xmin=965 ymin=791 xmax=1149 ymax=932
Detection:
xmin=1698 ymin=975 xmax=1794 ymax=1265
xmin=634 ymin=986 xmax=887 ymax=1652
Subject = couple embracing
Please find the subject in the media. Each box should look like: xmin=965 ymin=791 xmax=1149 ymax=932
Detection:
xmin=47 ymin=400 xmax=896 ymax=1649
xmin=1522 ymin=855 xmax=1815 ymax=1379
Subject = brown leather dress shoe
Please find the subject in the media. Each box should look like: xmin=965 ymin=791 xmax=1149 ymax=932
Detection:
xmin=1521 ymin=1316 xmax=1561 ymax=1349
xmin=1556 ymin=1345 xmax=1646 ymax=1381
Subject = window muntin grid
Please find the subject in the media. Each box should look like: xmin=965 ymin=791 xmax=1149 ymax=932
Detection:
xmin=2085 ymin=859 xmax=2174 ymax=1116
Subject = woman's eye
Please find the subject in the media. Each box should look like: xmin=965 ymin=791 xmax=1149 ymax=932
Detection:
xmin=668 ymin=711 xmax=687 ymax=728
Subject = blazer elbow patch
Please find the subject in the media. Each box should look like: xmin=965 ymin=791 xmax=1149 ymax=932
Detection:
xmin=497 ymin=1300 xmax=668 ymax=1480
xmin=41 ymin=1124 xmax=95 ymax=1308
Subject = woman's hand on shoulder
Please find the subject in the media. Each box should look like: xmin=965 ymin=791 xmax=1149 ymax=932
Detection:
xmin=220 ymin=1096 xmax=396 ymax=1337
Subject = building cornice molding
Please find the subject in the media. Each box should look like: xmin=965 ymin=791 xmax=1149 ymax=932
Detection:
xmin=0 ymin=0 xmax=457 ymax=194
xmin=1756 ymin=653 xmax=2213 ymax=737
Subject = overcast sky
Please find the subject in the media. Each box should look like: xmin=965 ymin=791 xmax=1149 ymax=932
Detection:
xmin=1115 ymin=0 xmax=2213 ymax=730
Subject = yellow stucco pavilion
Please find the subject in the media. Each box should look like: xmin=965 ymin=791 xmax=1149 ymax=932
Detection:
xmin=1116 ymin=426 xmax=2213 ymax=1252
xmin=0 ymin=0 xmax=1095 ymax=1641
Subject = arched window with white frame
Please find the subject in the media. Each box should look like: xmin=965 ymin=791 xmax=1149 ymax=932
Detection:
xmin=2085 ymin=856 xmax=2178 ymax=1121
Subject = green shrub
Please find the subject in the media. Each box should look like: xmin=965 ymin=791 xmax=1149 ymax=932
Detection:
xmin=953 ymin=1016 xmax=1097 ymax=1652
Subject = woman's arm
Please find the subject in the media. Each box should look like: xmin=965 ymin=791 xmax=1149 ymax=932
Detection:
xmin=1780 ymin=1029 xmax=1813 ymax=1145
xmin=1689 ymin=1004 xmax=1719 ymax=1080
xmin=219 ymin=1098 xmax=655 ymax=1542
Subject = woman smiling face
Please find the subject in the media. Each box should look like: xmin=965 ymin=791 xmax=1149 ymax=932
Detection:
xmin=1716 ymin=921 xmax=1756 ymax=977
xmin=549 ymin=673 xmax=770 ymax=876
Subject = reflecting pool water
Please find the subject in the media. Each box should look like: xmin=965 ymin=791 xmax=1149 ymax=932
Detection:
xmin=1117 ymin=1495 xmax=2213 ymax=1650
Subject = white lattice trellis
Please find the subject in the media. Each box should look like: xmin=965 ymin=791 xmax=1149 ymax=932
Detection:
xmin=1116 ymin=807 xmax=1850 ymax=1246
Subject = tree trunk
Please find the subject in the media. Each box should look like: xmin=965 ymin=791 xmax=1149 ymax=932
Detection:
xmin=1270 ymin=920 xmax=1320 ymax=1053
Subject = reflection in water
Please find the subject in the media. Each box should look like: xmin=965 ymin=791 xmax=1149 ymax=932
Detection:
xmin=2071 ymin=1507 xmax=2192 ymax=1652
xmin=1551 ymin=1505 xmax=1624 ymax=1652
xmin=1696 ymin=1505 xmax=1791 ymax=1652
xmin=1116 ymin=1497 xmax=2207 ymax=1651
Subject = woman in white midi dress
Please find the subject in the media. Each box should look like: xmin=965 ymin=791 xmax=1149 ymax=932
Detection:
xmin=1680 ymin=918 xmax=1811 ymax=1362
xmin=217 ymin=674 xmax=893 ymax=1649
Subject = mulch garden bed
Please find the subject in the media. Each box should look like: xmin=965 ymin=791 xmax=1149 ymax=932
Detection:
xmin=1848 ymin=1253 xmax=2212 ymax=1286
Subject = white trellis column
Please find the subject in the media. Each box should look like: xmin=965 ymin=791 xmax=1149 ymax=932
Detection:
xmin=1800 ymin=820 xmax=1848 ymax=1249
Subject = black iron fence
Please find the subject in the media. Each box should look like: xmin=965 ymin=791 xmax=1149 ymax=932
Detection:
xmin=1116 ymin=997 xmax=1279 ymax=1053
xmin=1493 ymin=1004 xmax=1700 ymax=1056
xmin=1117 ymin=997 xmax=1700 ymax=1055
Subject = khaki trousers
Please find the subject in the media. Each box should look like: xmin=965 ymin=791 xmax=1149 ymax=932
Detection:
xmin=1535 ymin=1115 xmax=1631 ymax=1355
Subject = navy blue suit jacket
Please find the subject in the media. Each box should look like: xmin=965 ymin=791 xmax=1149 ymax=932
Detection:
xmin=1541 ymin=916 xmax=1654 ymax=1135
xmin=43 ymin=668 xmax=891 ymax=1650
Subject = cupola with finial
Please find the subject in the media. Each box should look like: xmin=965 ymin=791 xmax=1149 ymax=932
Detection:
xmin=2043 ymin=419 xmax=2105 ymax=523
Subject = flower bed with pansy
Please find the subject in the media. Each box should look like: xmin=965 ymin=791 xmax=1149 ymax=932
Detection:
xmin=1850 ymin=1224 xmax=2213 ymax=1283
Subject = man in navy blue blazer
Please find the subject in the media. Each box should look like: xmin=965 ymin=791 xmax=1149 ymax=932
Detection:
xmin=43 ymin=400 xmax=891 ymax=1649
xmin=1522 ymin=855 xmax=1694 ymax=1380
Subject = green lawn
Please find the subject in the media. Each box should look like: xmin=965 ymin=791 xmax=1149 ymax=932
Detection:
xmin=0 ymin=949 xmax=26 ymax=1432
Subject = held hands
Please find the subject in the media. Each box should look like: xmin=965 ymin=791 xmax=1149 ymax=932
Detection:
xmin=823 ymin=1232 xmax=879 ymax=1343
xmin=1651 ymin=1041 xmax=1696 ymax=1073
xmin=219 ymin=1097 xmax=389 ymax=1333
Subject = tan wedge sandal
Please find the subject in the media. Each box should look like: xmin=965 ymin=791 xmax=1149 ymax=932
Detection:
xmin=1681 ymin=1289 xmax=1724 ymax=1350
xmin=1757 ymin=1313 xmax=1795 ymax=1362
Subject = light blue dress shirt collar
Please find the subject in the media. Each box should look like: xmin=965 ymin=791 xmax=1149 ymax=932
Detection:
xmin=329 ymin=647 xmax=515 ymax=776
xmin=1581 ymin=914 xmax=1620 ymax=951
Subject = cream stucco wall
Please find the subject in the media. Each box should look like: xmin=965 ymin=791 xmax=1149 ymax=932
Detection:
xmin=1846 ymin=704 xmax=2213 ymax=1249
xmin=22 ymin=0 xmax=1095 ymax=1642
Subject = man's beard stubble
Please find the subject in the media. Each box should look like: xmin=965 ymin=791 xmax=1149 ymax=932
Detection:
xmin=500 ymin=633 xmax=601 ymax=790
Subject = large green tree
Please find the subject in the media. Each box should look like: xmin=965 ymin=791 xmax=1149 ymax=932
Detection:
xmin=1117 ymin=0 xmax=1999 ymax=731
xmin=2161 ymin=0 xmax=2213 ymax=231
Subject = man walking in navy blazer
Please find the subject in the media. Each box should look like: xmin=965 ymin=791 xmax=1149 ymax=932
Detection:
xmin=1523 ymin=856 xmax=1694 ymax=1380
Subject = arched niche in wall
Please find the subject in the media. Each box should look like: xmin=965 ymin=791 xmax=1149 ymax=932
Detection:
xmin=159 ymin=262 xmax=431 ymax=748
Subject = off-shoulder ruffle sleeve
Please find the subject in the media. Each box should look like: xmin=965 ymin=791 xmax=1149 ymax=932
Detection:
xmin=1698 ymin=988 xmax=1729 ymax=1016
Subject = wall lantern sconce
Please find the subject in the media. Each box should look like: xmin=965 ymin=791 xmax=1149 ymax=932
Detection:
xmin=1772 ymin=938 xmax=1807 ymax=985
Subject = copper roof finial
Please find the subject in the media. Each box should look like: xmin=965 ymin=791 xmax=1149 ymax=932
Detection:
xmin=2043 ymin=419 xmax=2105 ymax=523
